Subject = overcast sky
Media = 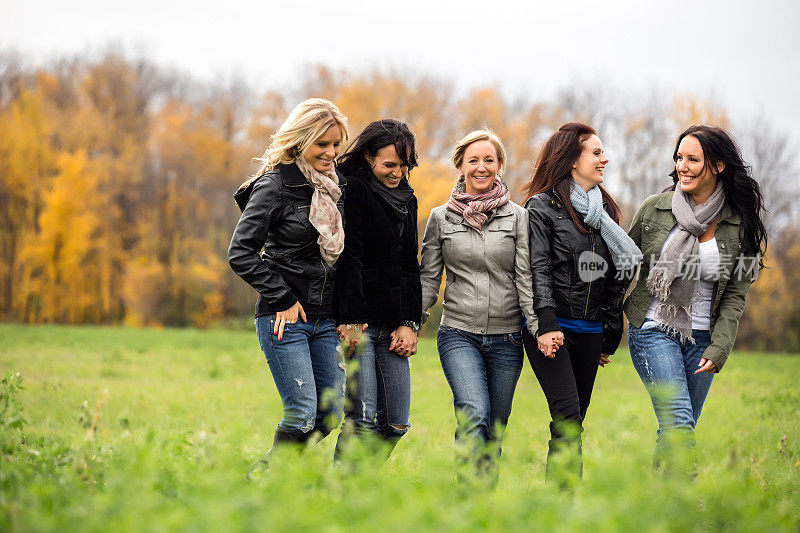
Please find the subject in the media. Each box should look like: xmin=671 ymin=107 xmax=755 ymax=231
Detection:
xmin=4 ymin=0 xmax=800 ymax=150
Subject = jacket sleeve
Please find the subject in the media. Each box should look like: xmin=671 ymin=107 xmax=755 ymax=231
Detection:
xmin=400 ymin=196 xmax=423 ymax=323
xmin=227 ymin=177 xmax=297 ymax=311
xmin=419 ymin=208 xmax=444 ymax=324
xmin=335 ymin=181 xmax=369 ymax=324
xmin=527 ymin=198 xmax=561 ymax=336
xmin=514 ymin=206 xmax=539 ymax=335
xmin=601 ymin=260 xmax=626 ymax=355
xmin=704 ymin=253 xmax=754 ymax=372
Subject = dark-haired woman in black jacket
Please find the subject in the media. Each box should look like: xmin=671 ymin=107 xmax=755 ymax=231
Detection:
xmin=521 ymin=122 xmax=641 ymax=483
xmin=334 ymin=119 xmax=422 ymax=462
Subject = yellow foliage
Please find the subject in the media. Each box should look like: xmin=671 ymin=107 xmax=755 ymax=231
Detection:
xmin=412 ymin=162 xmax=456 ymax=223
xmin=18 ymin=150 xmax=108 ymax=323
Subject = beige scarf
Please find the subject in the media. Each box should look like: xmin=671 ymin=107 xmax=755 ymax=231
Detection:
xmin=294 ymin=158 xmax=344 ymax=265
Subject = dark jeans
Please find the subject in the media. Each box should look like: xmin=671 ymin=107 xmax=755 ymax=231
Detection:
xmin=437 ymin=325 xmax=524 ymax=462
xmin=522 ymin=329 xmax=603 ymax=438
xmin=628 ymin=320 xmax=714 ymax=463
xmin=337 ymin=325 xmax=411 ymax=457
xmin=255 ymin=315 xmax=345 ymax=439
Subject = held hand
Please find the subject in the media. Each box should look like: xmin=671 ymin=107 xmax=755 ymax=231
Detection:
xmin=599 ymin=354 xmax=612 ymax=368
xmin=336 ymin=323 xmax=367 ymax=358
xmin=694 ymin=357 xmax=718 ymax=374
xmin=389 ymin=326 xmax=418 ymax=357
xmin=537 ymin=331 xmax=564 ymax=358
xmin=274 ymin=302 xmax=307 ymax=341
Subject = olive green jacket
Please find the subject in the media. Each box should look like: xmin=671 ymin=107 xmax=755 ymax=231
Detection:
xmin=624 ymin=191 xmax=757 ymax=372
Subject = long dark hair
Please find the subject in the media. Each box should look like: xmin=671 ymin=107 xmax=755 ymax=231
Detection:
xmin=668 ymin=125 xmax=767 ymax=268
xmin=337 ymin=118 xmax=419 ymax=177
xmin=522 ymin=122 xmax=621 ymax=233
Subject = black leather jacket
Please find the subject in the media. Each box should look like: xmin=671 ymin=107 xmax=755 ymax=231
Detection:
xmin=525 ymin=189 xmax=626 ymax=354
xmin=227 ymin=163 xmax=346 ymax=318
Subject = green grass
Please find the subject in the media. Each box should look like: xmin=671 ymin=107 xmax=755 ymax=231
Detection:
xmin=0 ymin=323 xmax=798 ymax=532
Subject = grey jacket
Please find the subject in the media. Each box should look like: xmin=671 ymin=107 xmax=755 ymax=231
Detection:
xmin=420 ymin=201 xmax=538 ymax=335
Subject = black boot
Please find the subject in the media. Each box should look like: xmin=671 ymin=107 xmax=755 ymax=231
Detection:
xmin=271 ymin=425 xmax=311 ymax=447
xmin=545 ymin=421 xmax=583 ymax=487
xmin=246 ymin=426 xmax=310 ymax=480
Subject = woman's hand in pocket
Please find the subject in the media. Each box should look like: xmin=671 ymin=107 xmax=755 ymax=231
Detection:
xmin=274 ymin=302 xmax=306 ymax=341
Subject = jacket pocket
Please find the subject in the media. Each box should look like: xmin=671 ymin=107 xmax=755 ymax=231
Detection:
xmin=293 ymin=204 xmax=314 ymax=232
xmin=307 ymin=261 xmax=335 ymax=306
xmin=442 ymin=223 xmax=469 ymax=257
xmin=640 ymin=218 xmax=672 ymax=258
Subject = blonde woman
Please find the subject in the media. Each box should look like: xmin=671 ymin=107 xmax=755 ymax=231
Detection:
xmin=228 ymin=98 xmax=349 ymax=452
xmin=420 ymin=129 xmax=537 ymax=477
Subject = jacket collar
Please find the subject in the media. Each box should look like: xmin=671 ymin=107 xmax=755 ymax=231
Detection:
xmin=654 ymin=191 xmax=741 ymax=225
xmin=277 ymin=162 xmax=347 ymax=188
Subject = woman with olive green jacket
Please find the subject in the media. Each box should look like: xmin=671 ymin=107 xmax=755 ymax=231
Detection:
xmin=624 ymin=125 xmax=766 ymax=469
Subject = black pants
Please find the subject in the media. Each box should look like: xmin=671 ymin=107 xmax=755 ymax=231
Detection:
xmin=522 ymin=329 xmax=603 ymax=439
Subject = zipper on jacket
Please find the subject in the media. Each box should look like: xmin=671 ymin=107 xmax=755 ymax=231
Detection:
xmin=584 ymin=232 xmax=595 ymax=317
xmin=319 ymin=258 xmax=327 ymax=305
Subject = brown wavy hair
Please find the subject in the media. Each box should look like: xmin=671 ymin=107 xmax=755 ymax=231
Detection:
xmin=522 ymin=122 xmax=621 ymax=234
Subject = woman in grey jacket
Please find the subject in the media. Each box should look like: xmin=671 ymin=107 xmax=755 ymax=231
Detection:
xmin=420 ymin=129 xmax=537 ymax=478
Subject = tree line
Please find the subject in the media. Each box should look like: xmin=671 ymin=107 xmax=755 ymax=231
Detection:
xmin=1 ymin=49 xmax=798 ymax=350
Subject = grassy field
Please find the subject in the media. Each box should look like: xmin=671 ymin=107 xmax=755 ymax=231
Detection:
xmin=1 ymin=323 xmax=798 ymax=532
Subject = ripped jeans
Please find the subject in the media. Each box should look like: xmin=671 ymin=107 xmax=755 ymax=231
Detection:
xmin=255 ymin=315 xmax=345 ymax=436
xmin=628 ymin=320 xmax=714 ymax=460
xmin=340 ymin=324 xmax=412 ymax=446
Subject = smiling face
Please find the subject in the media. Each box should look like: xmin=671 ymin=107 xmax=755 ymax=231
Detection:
xmin=675 ymin=134 xmax=723 ymax=204
xmin=302 ymin=125 xmax=342 ymax=173
xmin=570 ymin=134 xmax=608 ymax=191
xmin=366 ymin=144 xmax=408 ymax=188
xmin=460 ymin=140 xmax=500 ymax=195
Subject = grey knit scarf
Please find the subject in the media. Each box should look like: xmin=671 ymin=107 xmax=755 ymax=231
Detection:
xmin=646 ymin=181 xmax=725 ymax=342
xmin=569 ymin=180 xmax=642 ymax=275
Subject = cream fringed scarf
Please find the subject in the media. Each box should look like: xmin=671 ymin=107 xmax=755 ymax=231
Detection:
xmin=294 ymin=158 xmax=344 ymax=265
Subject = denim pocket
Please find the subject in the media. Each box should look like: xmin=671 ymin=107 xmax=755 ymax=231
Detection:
xmin=506 ymin=332 xmax=523 ymax=347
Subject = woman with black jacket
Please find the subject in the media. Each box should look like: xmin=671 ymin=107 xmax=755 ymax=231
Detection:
xmin=228 ymin=98 xmax=349 ymax=455
xmin=334 ymin=119 xmax=422 ymax=462
xmin=521 ymin=122 xmax=641 ymax=483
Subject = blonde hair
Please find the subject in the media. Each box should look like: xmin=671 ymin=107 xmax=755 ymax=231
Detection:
xmin=451 ymin=129 xmax=507 ymax=175
xmin=253 ymin=98 xmax=349 ymax=177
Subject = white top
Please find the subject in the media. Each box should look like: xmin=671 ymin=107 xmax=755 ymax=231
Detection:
xmin=645 ymin=225 xmax=721 ymax=330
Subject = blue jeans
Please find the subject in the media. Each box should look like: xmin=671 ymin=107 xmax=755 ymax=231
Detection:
xmin=340 ymin=325 xmax=412 ymax=444
xmin=255 ymin=315 xmax=345 ymax=436
xmin=436 ymin=325 xmax=524 ymax=460
xmin=628 ymin=320 xmax=714 ymax=457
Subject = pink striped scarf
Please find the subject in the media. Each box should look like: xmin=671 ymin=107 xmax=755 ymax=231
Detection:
xmin=447 ymin=178 xmax=510 ymax=229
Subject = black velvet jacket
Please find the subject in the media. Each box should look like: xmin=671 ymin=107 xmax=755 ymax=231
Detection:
xmin=525 ymin=189 xmax=626 ymax=355
xmin=227 ymin=163 xmax=346 ymax=318
xmin=335 ymin=169 xmax=422 ymax=328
